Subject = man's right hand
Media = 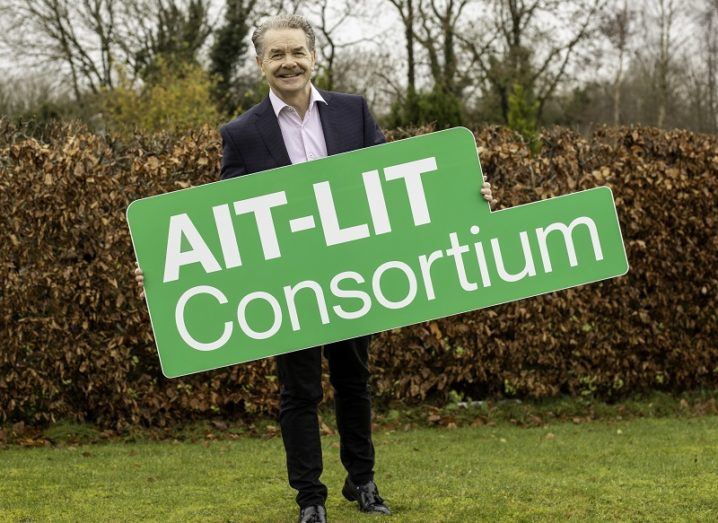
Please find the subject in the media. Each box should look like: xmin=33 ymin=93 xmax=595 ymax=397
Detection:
xmin=134 ymin=264 xmax=145 ymax=298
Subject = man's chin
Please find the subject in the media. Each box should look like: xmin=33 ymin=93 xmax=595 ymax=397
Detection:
xmin=272 ymin=81 xmax=309 ymax=97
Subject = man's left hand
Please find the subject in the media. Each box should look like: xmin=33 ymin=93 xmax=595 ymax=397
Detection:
xmin=481 ymin=181 xmax=498 ymax=207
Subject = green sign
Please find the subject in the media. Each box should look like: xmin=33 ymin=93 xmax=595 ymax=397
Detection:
xmin=127 ymin=127 xmax=628 ymax=378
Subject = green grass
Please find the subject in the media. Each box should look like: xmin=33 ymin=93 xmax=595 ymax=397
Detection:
xmin=2 ymin=415 xmax=717 ymax=522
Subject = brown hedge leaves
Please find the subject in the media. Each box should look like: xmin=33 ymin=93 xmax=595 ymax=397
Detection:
xmin=1 ymin=121 xmax=716 ymax=429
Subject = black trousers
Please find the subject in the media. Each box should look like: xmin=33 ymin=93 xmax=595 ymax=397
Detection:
xmin=275 ymin=334 xmax=375 ymax=508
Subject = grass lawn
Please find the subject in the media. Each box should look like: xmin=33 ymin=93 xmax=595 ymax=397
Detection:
xmin=1 ymin=414 xmax=717 ymax=522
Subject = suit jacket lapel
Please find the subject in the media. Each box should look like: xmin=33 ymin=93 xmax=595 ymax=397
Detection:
xmin=254 ymin=96 xmax=292 ymax=167
xmin=317 ymin=89 xmax=340 ymax=155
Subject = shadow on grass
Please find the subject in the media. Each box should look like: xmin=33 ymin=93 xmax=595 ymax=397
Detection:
xmin=1 ymin=389 xmax=716 ymax=448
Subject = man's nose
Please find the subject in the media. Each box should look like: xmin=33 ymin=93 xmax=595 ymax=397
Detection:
xmin=281 ymin=56 xmax=298 ymax=68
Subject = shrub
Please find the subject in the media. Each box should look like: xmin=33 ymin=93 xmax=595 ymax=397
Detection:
xmin=1 ymin=121 xmax=716 ymax=429
xmin=98 ymin=59 xmax=221 ymax=136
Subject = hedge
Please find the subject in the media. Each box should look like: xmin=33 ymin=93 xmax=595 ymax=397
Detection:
xmin=1 ymin=120 xmax=716 ymax=429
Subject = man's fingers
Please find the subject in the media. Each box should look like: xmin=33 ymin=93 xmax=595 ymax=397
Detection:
xmin=480 ymin=180 xmax=495 ymax=206
xmin=134 ymin=262 xmax=145 ymax=297
xmin=134 ymin=267 xmax=144 ymax=291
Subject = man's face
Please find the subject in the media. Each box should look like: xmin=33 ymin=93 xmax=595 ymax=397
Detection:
xmin=256 ymin=28 xmax=316 ymax=98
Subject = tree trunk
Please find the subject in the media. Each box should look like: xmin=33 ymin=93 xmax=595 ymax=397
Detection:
xmin=613 ymin=46 xmax=623 ymax=126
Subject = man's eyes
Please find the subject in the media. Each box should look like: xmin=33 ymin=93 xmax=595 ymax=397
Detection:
xmin=270 ymin=51 xmax=306 ymax=59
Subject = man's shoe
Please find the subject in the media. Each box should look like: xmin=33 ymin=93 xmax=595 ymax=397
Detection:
xmin=298 ymin=505 xmax=327 ymax=523
xmin=342 ymin=477 xmax=391 ymax=515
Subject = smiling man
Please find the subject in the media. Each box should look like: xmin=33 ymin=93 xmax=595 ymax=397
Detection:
xmin=213 ymin=13 xmax=494 ymax=523
xmin=217 ymin=15 xmax=392 ymax=523
xmin=133 ymin=12 xmax=495 ymax=522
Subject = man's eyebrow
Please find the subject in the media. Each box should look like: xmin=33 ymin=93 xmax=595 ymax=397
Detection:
xmin=292 ymin=46 xmax=306 ymax=52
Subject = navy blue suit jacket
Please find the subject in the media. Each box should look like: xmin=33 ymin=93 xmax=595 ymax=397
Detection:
xmin=219 ymin=89 xmax=386 ymax=180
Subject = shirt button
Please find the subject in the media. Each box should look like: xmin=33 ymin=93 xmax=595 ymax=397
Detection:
xmin=309 ymin=153 xmax=315 ymax=158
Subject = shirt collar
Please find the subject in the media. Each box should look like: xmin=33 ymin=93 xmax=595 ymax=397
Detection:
xmin=268 ymin=83 xmax=327 ymax=117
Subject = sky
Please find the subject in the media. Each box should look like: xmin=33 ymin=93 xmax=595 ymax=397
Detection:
xmin=0 ymin=0 xmax=706 ymax=113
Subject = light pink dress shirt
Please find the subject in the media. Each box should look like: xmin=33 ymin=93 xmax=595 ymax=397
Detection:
xmin=268 ymin=84 xmax=329 ymax=165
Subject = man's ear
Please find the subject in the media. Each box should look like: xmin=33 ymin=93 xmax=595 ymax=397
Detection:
xmin=255 ymin=56 xmax=263 ymax=73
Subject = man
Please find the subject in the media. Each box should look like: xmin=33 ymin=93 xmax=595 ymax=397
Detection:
xmin=137 ymin=13 xmax=495 ymax=523
xmin=219 ymin=15 xmax=391 ymax=523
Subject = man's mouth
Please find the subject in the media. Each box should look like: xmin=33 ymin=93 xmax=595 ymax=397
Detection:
xmin=278 ymin=71 xmax=302 ymax=78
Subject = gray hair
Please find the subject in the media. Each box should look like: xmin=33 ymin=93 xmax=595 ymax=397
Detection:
xmin=251 ymin=14 xmax=316 ymax=58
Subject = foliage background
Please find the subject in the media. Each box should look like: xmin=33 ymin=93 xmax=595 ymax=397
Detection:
xmin=1 ymin=121 xmax=716 ymax=430
xmin=1 ymin=0 xmax=717 ymax=138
